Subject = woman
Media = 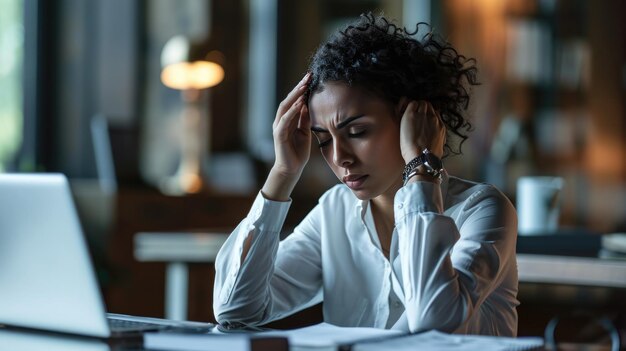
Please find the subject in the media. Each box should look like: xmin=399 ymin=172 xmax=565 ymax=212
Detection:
xmin=213 ymin=13 xmax=519 ymax=336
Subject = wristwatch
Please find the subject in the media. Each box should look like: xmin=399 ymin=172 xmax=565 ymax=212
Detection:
xmin=402 ymin=148 xmax=443 ymax=184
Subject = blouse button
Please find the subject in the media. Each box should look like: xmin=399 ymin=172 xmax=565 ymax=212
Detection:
xmin=397 ymin=203 xmax=404 ymax=209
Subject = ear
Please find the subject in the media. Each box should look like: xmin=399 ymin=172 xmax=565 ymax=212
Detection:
xmin=395 ymin=97 xmax=410 ymax=118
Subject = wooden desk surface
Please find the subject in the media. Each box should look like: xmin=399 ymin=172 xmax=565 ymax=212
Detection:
xmin=517 ymin=253 xmax=626 ymax=288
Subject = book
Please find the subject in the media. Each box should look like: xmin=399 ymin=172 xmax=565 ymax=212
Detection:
xmin=143 ymin=331 xmax=288 ymax=351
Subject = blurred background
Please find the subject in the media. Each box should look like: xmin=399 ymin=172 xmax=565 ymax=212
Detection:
xmin=1 ymin=0 xmax=625 ymax=340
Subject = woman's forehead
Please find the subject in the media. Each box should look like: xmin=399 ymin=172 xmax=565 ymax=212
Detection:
xmin=309 ymin=82 xmax=390 ymax=123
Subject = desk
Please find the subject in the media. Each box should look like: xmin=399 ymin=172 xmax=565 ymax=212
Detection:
xmin=0 ymin=327 xmax=140 ymax=351
xmin=0 ymin=326 xmax=541 ymax=351
xmin=107 ymin=188 xmax=255 ymax=321
xmin=517 ymin=253 xmax=626 ymax=288
xmin=108 ymin=187 xmax=318 ymax=321
xmin=133 ymin=230 xmax=626 ymax=321
xmin=516 ymin=254 xmax=626 ymax=340
xmin=134 ymin=232 xmax=229 ymax=321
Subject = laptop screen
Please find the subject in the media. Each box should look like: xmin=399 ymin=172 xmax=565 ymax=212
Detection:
xmin=0 ymin=174 xmax=110 ymax=337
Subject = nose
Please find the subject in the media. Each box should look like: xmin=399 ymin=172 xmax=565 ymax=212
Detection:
xmin=332 ymin=139 xmax=354 ymax=168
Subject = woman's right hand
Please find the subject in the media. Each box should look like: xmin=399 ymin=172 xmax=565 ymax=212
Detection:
xmin=262 ymin=73 xmax=312 ymax=201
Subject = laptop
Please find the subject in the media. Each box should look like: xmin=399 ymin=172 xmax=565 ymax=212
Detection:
xmin=0 ymin=173 xmax=214 ymax=338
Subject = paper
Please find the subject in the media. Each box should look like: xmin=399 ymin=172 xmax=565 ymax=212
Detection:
xmin=144 ymin=323 xmax=401 ymax=351
xmin=353 ymin=330 xmax=544 ymax=351
xmin=263 ymin=322 xmax=404 ymax=348
xmin=144 ymin=323 xmax=543 ymax=351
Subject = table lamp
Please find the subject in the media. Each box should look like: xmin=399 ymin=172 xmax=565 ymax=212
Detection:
xmin=160 ymin=35 xmax=225 ymax=194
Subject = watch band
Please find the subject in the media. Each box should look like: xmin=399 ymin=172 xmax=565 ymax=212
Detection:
xmin=402 ymin=156 xmax=426 ymax=182
xmin=403 ymin=168 xmax=437 ymax=185
xmin=402 ymin=148 xmax=443 ymax=184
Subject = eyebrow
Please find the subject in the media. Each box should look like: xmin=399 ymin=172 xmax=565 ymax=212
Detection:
xmin=310 ymin=115 xmax=365 ymax=133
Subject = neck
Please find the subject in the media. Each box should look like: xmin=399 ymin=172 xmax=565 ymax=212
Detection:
xmin=371 ymin=195 xmax=394 ymax=222
xmin=370 ymin=176 xmax=403 ymax=224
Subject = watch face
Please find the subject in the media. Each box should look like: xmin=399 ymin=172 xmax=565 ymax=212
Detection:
xmin=424 ymin=153 xmax=442 ymax=170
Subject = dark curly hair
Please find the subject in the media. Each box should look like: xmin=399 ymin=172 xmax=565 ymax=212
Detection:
xmin=307 ymin=13 xmax=479 ymax=156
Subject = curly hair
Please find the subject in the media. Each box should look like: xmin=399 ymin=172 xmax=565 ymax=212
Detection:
xmin=307 ymin=13 xmax=479 ymax=156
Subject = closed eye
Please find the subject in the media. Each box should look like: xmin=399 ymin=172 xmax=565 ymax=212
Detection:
xmin=318 ymin=129 xmax=367 ymax=148
xmin=318 ymin=138 xmax=331 ymax=148
xmin=313 ymin=132 xmax=331 ymax=148
xmin=348 ymin=130 xmax=366 ymax=138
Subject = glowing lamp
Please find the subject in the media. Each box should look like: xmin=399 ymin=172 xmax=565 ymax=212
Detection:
xmin=159 ymin=35 xmax=225 ymax=194
xmin=161 ymin=61 xmax=224 ymax=90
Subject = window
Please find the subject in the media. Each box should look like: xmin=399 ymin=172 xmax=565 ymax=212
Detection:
xmin=0 ymin=0 xmax=24 ymax=171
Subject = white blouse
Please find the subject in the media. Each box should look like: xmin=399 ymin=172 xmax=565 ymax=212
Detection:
xmin=213 ymin=172 xmax=519 ymax=336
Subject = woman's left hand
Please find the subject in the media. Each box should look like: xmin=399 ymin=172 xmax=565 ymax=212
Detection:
xmin=399 ymin=100 xmax=446 ymax=164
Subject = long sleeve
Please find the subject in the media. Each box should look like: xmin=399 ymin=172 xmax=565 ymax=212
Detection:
xmin=394 ymin=180 xmax=518 ymax=335
xmin=213 ymin=192 xmax=324 ymax=327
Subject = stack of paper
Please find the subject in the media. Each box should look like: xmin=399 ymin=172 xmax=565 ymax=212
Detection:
xmin=353 ymin=330 xmax=544 ymax=351
xmin=144 ymin=323 xmax=544 ymax=351
xmin=263 ymin=322 xmax=404 ymax=350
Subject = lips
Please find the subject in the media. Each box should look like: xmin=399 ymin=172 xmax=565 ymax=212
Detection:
xmin=342 ymin=174 xmax=368 ymax=190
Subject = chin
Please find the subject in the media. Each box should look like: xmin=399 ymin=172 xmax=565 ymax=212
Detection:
xmin=347 ymin=187 xmax=377 ymax=201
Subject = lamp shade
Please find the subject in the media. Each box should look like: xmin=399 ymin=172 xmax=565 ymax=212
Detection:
xmin=160 ymin=35 xmax=225 ymax=90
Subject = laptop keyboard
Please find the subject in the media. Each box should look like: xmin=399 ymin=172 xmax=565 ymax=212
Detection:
xmin=108 ymin=318 xmax=169 ymax=333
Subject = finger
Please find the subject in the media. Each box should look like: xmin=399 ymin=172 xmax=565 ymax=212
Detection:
xmin=276 ymin=73 xmax=311 ymax=118
xmin=428 ymin=103 xmax=444 ymax=126
xmin=396 ymin=97 xmax=410 ymax=117
xmin=402 ymin=101 xmax=418 ymax=119
xmin=287 ymin=100 xmax=303 ymax=132
xmin=276 ymin=96 xmax=305 ymax=133
xmin=425 ymin=103 xmax=437 ymax=120
xmin=274 ymin=87 xmax=305 ymax=129
xmin=417 ymin=100 xmax=428 ymax=115
xmin=275 ymin=88 xmax=305 ymax=128
xmin=427 ymin=102 xmax=437 ymax=117
xmin=297 ymin=104 xmax=311 ymax=131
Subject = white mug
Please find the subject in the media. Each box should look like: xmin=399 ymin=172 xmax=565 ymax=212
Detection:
xmin=516 ymin=176 xmax=564 ymax=235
